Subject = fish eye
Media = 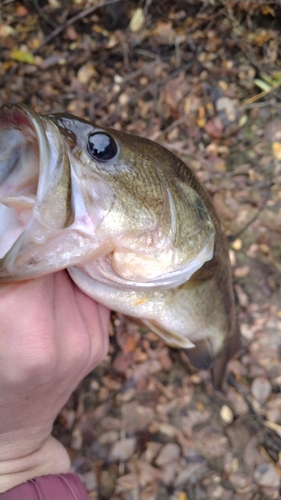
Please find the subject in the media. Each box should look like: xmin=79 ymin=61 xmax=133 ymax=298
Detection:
xmin=87 ymin=132 xmax=117 ymax=162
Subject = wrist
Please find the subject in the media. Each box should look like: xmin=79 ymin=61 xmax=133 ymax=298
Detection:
xmin=0 ymin=435 xmax=71 ymax=493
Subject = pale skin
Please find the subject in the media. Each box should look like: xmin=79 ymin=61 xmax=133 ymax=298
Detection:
xmin=0 ymin=270 xmax=110 ymax=493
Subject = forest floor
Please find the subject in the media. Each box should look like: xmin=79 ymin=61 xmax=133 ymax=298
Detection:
xmin=1 ymin=1 xmax=281 ymax=499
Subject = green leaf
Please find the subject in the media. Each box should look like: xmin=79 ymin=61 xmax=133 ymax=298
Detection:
xmin=272 ymin=71 xmax=281 ymax=83
xmin=11 ymin=50 xmax=35 ymax=64
xmin=253 ymin=79 xmax=271 ymax=92
xmin=259 ymin=73 xmax=274 ymax=85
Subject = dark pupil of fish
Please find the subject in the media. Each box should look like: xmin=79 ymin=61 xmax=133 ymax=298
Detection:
xmin=87 ymin=133 xmax=117 ymax=161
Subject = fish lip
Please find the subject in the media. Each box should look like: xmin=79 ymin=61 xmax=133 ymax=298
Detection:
xmin=0 ymin=104 xmax=74 ymax=277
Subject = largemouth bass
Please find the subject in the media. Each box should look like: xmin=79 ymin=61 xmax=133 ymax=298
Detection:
xmin=0 ymin=104 xmax=240 ymax=388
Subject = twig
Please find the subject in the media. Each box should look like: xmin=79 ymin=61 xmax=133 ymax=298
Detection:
xmin=104 ymin=62 xmax=156 ymax=108
xmin=0 ymin=64 xmax=18 ymax=89
xmin=33 ymin=0 xmax=123 ymax=55
xmin=32 ymin=0 xmax=58 ymax=29
xmin=242 ymin=99 xmax=281 ymax=110
xmin=245 ymin=80 xmax=281 ymax=105
xmin=147 ymin=82 xmax=158 ymax=136
xmin=228 ymin=183 xmax=273 ymax=243
xmin=152 ymin=115 xmax=189 ymax=141
xmin=126 ymin=60 xmax=195 ymax=105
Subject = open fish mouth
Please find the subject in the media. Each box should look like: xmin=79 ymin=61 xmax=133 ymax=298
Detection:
xmin=0 ymin=105 xmax=92 ymax=279
xmin=0 ymin=104 xmax=215 ymax=289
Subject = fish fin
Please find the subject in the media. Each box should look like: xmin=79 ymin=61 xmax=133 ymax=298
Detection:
xmin=184 ymin=338 xmax=214 ymax=371
xmin=211 ymin=321 xmax=241 ymax=390
xmin=184 ymin=320 xmax=241 ymax=390
xmin=139 ymin=318 xmax=195 ymax=348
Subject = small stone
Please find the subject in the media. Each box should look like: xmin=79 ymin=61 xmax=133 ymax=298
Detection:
xmin=234 ymin=265 xmax=250 ymax=278
xmin=77 ymin=63 xmax=97 ymax=84
xmin=118 ymin=93 xmax=129 ymax=106
xmin=80 ymin=471 xmax=97 ymax=491
xmin=90 ymin=380 xmax=100 ymax=391
xmin=251 ymin=377 xmax=271 ymax=405
xmin=220 ymin=405 xmax=234 ymax=424
xmin=71 ymin=427 xmax=83 ymax=450
xmin=129 ymin=8 xmax=145 ymax=32
xmin=231 ymin=239 xmax=242 ymax=251
xmin=254 ymin=463 xmax=280 ymax=488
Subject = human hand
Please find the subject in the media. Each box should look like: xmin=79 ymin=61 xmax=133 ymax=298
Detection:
xmin=0 ymin=270 xmax=110 ymax=493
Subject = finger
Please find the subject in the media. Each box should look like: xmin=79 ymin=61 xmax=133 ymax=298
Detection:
xmin=53 ymin=271 xmax=110 ymax=376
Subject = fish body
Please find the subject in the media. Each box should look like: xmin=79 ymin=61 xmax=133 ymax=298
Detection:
xmin=0 ymin=104 xmax=240 ymax=388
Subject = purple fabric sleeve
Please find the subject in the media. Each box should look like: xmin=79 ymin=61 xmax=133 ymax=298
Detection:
xmin=0 ymin=473 xmax=90 ymax=500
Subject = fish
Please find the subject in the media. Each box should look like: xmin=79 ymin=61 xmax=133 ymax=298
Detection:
xmin=0 ymin=104 xmax=240 ymax=388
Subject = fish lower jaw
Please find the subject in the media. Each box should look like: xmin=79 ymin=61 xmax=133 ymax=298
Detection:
xmin=77 ymin=236 xmax=215 ymax=291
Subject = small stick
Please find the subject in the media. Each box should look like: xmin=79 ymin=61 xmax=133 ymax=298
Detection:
xmin=33 ymin=0 xmax=123 ymax=55
xmin=228 ymin=184 xmax=273 ymax=243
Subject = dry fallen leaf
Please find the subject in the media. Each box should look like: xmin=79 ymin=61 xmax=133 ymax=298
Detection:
xmin=109 ymin=437 xmax=136 ymax=461
xmin=251 ymin=377 xmax=272 ymax=405
xmin=77 ymin=63 xmax=97 ymax=84
xmin=129 ymin=8 xmax=145 ymax=33
xmin=10 ymin=50 xmax=35 ymax=64
xmin=155 ymin=443 xmax=181 ymax=466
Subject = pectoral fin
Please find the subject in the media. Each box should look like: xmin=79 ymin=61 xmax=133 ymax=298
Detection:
xmin=184 ymin=338 xmax=215 ymax=371
xmin=184 ymin=321 xmax=241 ymax=390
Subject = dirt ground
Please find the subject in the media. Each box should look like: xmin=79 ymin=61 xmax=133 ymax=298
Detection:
xmin=1 ymin=1 xmax=281 ymax=499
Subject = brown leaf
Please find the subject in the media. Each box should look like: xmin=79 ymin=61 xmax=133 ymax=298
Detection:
xmin=109 ymin=437 xmax=136 ymax=461
xmin=155 ymin=443 xmax=181 ymax=466
xmin=205 ymin=117 xmax=224 ymax=138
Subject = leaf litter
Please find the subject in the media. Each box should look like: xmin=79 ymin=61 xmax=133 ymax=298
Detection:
xmin=1 ymin=1 xmax=281 ymax=498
